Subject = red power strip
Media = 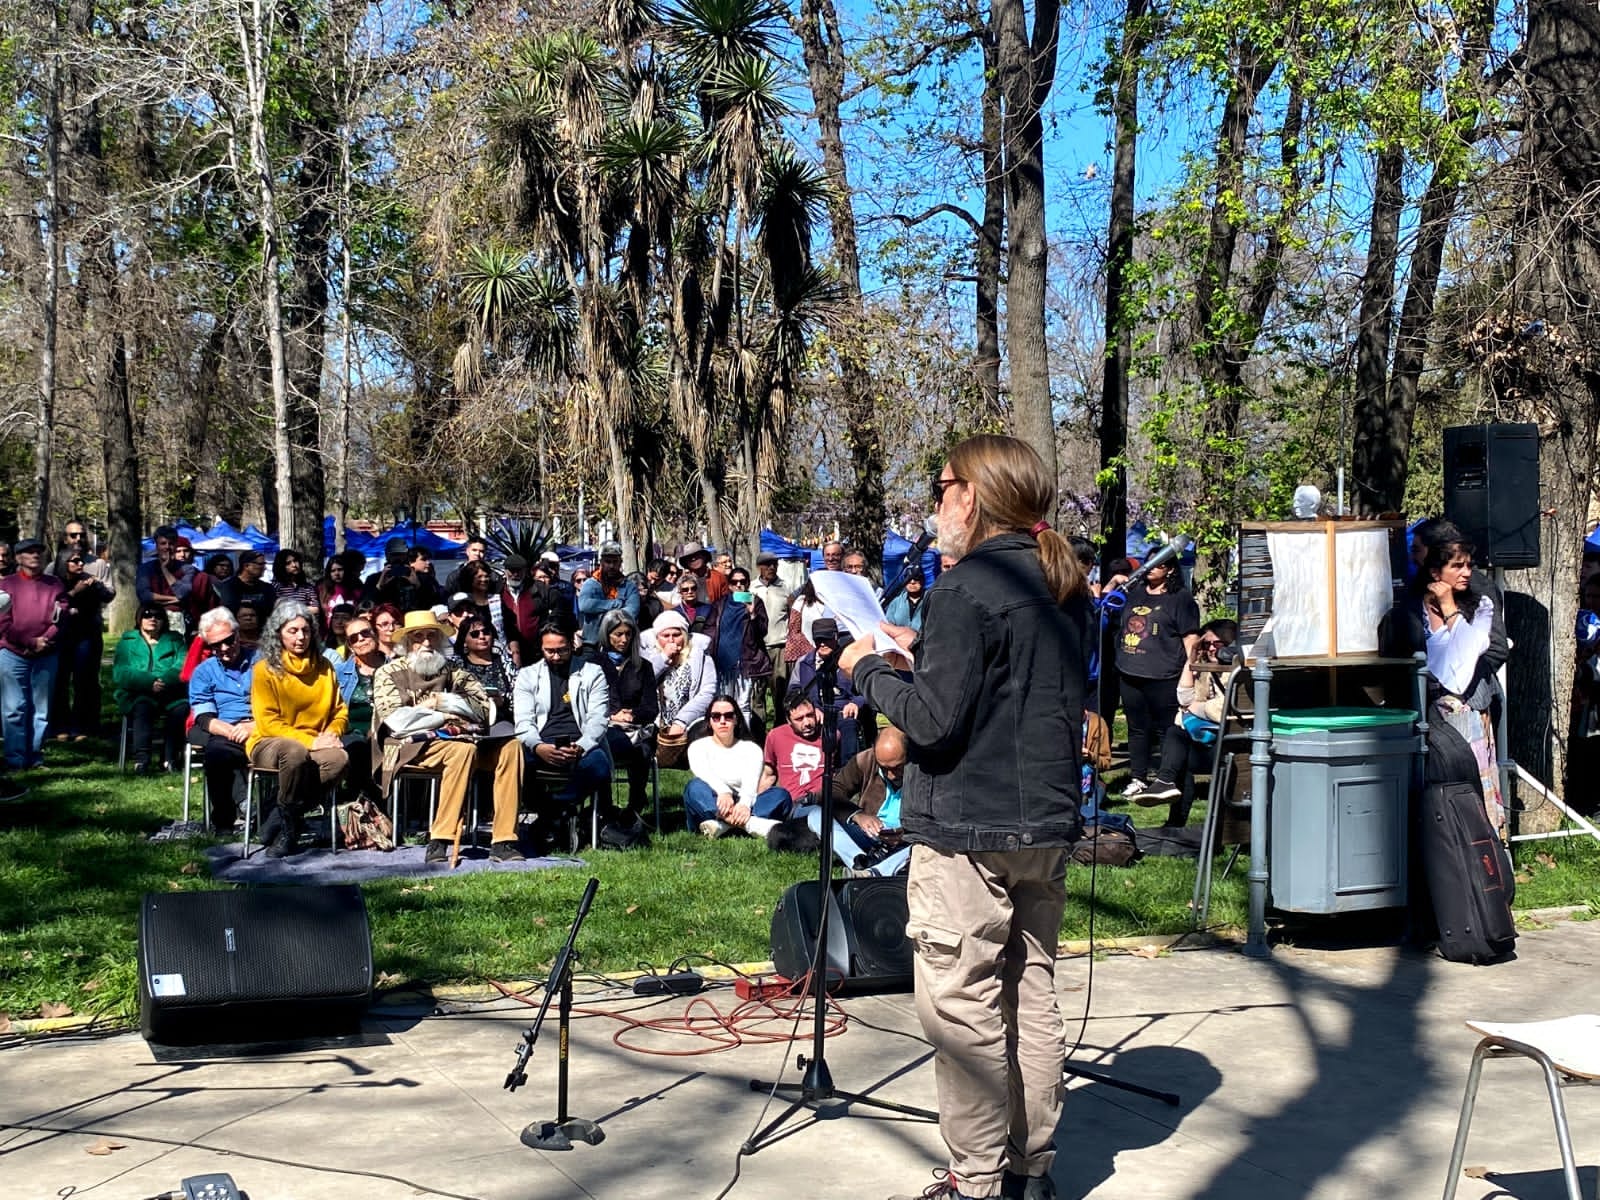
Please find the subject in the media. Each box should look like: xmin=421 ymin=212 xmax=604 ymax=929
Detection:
xmin=734 ymin=974 xmax=801 ymax=1002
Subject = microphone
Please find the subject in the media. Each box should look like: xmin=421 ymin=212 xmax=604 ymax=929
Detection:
xmin=1123 ymin=535 xmax=1190 ymax=588
xmin=880 ymin=518 xmax=937 ymax=608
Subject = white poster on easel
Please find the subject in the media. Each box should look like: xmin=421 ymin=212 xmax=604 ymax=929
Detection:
xmin=1266 ymin=527 xmax=1393 ymax=657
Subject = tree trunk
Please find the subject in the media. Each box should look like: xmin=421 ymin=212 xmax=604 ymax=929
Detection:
xmin=1348 ymin=144 xmax=1405 ymax=515
xmin=994 ymin=0 xmax=1061 ymax=492
xmin=1098 ymin=0 xmax=1146 ymax=573
xmin=34 ymin=26 xmax=62 ymax=543
xmin=976 ymin=11 xmax=1004 ymax=414
xmin=795 ymin=0 xmax=885 ymax=566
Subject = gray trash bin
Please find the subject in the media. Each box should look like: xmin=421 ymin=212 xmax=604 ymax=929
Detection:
xmin=1268 ymin=708 xmax=1419 ymax=914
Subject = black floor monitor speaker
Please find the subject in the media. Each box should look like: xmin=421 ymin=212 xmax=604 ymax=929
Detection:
xmin=138 ymin=885 xmax=373 ymax=1045
xmin=770 ymin=876 xmax=912 ymax=992
xmin=1443 ymin=422 xmax=1541 ymax=569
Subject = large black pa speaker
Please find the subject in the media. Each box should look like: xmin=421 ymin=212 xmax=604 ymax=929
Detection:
xmin=1443 ymin=423 xmax=1541 ymax=568
xmin=770 ymin=876 xmax=912 ymax=992
xmin=138 ymin=885 xmax=373 ymax=1045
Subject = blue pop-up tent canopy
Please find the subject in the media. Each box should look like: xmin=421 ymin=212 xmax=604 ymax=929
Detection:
xmin=337 ymin=521 xmax=466 ymax=560
xmin=1587 ymin=524 xmax=1600 ymax=553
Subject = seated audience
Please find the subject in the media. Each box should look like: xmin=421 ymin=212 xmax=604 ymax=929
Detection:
xmin=185 ymin=607 xmax=260 ymax=831
xmin=578 ymin=542 xmax=641 ymax=647
xmin=685 ymin=696 xmax=791 ymax=839
xmin=803 ymin=724 xmax=911 ymax=877
xmin=50 ymin=545 xmax=113 ymax=741
xmin=236 ymin=603 xmax=264 ymax=652
xmin=247 ymin=601 xmax=349 ymax=857
xmin=216 ymin=550 xmax=276 ymax=621
xmin=760 ymin=692 xmax=828 ymax=808
xmin=323 ymin=603 xmax=355 ymax=662
xmin=113 ymin=602 xmax=188 ymax=773
xmin=372 ymin=611 xmax=524 ymax=863
xmin=204 ymin=552 xmax=234 ymax=583
xmin=640 ymin=609 xmax=716 ymax=766
xmin=370 ymin=603 xmax=403 ymax=660
xmin=451 ymin=613 xmax=512 ymax=711
xmin=333 ymin=614 xmax=386 ymax=799
xmin=1134 ymin=621 xmax=1231 ymax=825
xmin=514 ymin=623 xmax=612 ymax=830
xmin=594 ymin=610 xmax=655 ymax=847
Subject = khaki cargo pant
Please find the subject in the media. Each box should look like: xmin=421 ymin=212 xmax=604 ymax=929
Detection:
xmin=906 ymin=843 xmax=1068 ymax=1198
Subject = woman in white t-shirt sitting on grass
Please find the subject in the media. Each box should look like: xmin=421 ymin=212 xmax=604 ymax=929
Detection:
xmin=684 ymin=694 xmax=794 ymax=839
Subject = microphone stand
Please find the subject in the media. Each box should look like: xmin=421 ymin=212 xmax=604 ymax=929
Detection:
xmin=507 ymin=876 xmax=609 ymax=1148
xmin=1071 ymin=583 xmax=1180 ymax=1108
xmin=742 ymin=654 xmax=938 ymax=1152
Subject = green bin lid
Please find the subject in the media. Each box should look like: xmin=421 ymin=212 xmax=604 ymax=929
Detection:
xmin=1269 ymin=707 xmax=1416 ymax=734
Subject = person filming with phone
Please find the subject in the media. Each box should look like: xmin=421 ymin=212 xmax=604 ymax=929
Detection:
xmin=838 ymin=434 xmax=1091 ymax=1200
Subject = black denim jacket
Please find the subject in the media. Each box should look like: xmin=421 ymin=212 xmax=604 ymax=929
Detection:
xmin=853 ymin=533 xmax=1089 ymax=852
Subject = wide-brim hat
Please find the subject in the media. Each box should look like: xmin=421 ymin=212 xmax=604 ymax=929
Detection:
xmin=677 ymin=540 xmax=708 ymax=566
xmin=397 ymin=610 xmax=452 ymax=644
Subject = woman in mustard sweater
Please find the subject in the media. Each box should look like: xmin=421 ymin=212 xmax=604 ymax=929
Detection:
xmin=249 ymin=601 xmax=349 ymax=857
xmin=112 ymin=603 xmax=189 ymax=773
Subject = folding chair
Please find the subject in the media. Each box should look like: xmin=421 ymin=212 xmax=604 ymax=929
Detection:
xmin=531 ymin=764 xmax=601 ymax=853
xmin=240 ymin=766 xmax=339 ymax=859
xmin=1443 ymin=1016 xmax=1600 ymax=1200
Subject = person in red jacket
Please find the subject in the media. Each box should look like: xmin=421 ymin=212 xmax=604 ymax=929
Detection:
xmin=0 ymin=537 xmax=68 ymax=770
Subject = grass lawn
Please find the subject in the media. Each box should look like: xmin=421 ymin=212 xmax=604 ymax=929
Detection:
xmin=1 ymin=734 xmax=1594 ymax=1027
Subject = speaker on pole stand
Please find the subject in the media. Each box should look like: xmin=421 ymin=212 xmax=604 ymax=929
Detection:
xmin=741 ymin=651 xmax=938 ymax=1154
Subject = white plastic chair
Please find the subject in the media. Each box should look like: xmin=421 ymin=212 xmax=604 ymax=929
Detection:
xmin=1443 ymin=1015 xmax=1600 ymax=1200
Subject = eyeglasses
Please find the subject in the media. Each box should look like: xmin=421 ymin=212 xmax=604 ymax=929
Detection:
xmin=205 ymin=633 xmax=239 ymax=651
xmin=467 ymin=628 xmax=493 ymax=638
xmin=66 ymin=557 xmax=84 ymax=565
xmin=709 ymin=711 xmax=737 ymax=722
xmin=731 ymin=578 xmax=749 ymax=588
xmin=348 ymin=628 xmax=375 ymax=642
xmin=932 ymin=476 xmax=967 ymax=508
xmin=65 ymin=530 xmax=86 ymax=539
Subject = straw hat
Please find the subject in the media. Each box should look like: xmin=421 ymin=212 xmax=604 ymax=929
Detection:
xmin=397 ymin=610 xmax=452 ymax=644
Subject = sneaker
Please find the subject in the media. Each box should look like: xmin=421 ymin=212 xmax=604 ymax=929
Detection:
xmin=0 ymin=777 xmax=27 ymax=802
xmin=490 ymin=841 xmax=525 ymax=863
xmin=132 ymin=761 xmax=151 ymax=777
xmin=1121 ymin=778 xmax=1147 ymax=798
xmin=1139 ymin=781 xmax=1182 ymax=804
xmin=423 ymin=839 xmax=450 ymax=864
xmin=698 ymin=819 xmax=729 ymax=840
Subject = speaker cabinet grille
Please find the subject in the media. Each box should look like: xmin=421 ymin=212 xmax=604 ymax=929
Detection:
xmin=139 ymin=886 xmax=373 ymax=1044
xmin=1443 ymin=423 xmax=1541 ymax=569
xmin=770 ymin=877 xmax=911 ymax=992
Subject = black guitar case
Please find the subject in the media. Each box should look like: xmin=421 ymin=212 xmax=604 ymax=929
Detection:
xmin=1415 ymin=720 xmax=1516 ymax=964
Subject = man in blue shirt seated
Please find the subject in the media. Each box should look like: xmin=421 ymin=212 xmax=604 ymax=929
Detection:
xmin=803 ymin=724 xmax=910 ymax=877
xmin=186 ymin=607 xmax=259 ymax=832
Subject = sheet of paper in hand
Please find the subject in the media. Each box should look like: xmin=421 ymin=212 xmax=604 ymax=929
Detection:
xmin=809 ymin=571 xmax=913 ymax=663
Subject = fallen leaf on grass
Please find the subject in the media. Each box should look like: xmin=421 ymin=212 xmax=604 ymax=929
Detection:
xmin=166 ymin=880 xmax=183 ymax=891
xmin=1128 ymin=945 xmax=1165 ymax=960
xmin=1537 ymin=853 xmax=1558 ymax=870
xmin=179 ymin=861 xmax=201 ymax=876
xmin=375 ymin=971 xmax=404 ymax=988
xmin=534 ymin=917 xmax=547 ymax=928
xmin=1514 ymin=872 xmax=1534 ymax=885
xmin=1463 ymin=1165 xmax=1490 ymax=1179
xmin=40 ymin=1001 xmax=74 ymax=1019
xmin=625 ymin=905 xmax=638 ymax=915
xmin=82 ymin=979 xmax=102 ymax=993
xmin=0 ymin=1014 xmax=11 ymax=1034
xmin=84 ymin=1137 xmax=126 ymax=1156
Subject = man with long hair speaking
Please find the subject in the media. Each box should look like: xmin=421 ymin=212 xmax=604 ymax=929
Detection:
xmin=839 ymin=434 xmax=1091 ymax=1200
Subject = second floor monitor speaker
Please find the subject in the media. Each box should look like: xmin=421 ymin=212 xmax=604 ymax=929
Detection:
xmin=1443 ymin=423 xmax=1541 ymax=569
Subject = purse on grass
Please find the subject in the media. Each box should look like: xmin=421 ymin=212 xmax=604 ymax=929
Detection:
xmin=339 ymin=796 xmax=396 ymax=851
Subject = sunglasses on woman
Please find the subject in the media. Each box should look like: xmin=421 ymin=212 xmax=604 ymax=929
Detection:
xmin=467 ymin=627 xmax=493 ymax=638
xmin=348 ymin=628 xmax=375 ymax=642
xmin=709 ymin=710 xmax=737 ymax=722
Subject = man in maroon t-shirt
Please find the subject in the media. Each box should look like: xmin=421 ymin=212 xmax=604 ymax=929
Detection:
xmin=759 ymin=694 xmax=827 ymax=804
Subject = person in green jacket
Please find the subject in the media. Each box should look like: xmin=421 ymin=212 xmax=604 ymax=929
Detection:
xmin=113 ymin=602 xmax=189 ymax=773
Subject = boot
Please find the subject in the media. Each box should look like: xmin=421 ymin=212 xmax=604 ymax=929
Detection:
xmin=265 ymin=810 xmax=303 ymax=858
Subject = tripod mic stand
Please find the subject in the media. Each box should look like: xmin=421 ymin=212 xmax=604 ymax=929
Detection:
xmin=506 ymin=876 xmax=609 ymax=1148
xmin=743 ymin=656 xmax=938 ymax=1153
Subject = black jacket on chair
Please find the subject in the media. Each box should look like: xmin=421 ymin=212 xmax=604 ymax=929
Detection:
xmin=852 ymin=532 xmax=1089 ymax=852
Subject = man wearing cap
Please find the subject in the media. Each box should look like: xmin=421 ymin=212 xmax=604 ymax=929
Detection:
xmin=536 ymin=551 xmax=580 ymax=635
xmin=372 ymin=611 xmax=526 ymax=863
xmin=0 ymin=538 xmax=68 ymax=769
xmin=577 ymin=542 xmax=640 ymax=648
xmin=677 ymin=541 xmax=729 ymax=606
xmin=216 ymin=549 xmax=275 ymax=621
xmin=751 ymin=552 xmax=792 ymax=720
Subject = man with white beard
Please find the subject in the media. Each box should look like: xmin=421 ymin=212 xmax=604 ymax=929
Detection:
xmin=372 ymin=611 xmax=525 ymax=863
